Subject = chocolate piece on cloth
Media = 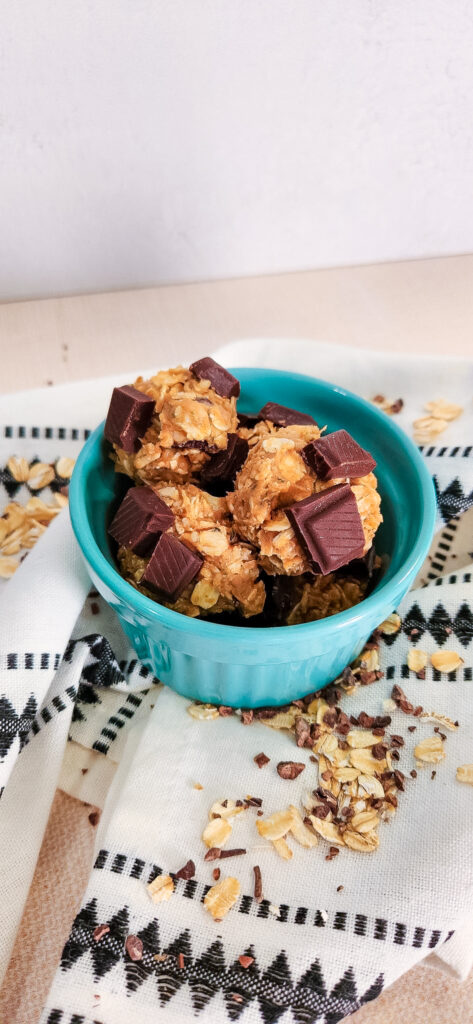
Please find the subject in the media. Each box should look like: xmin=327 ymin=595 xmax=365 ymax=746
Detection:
xmin=189 ymin=357 xmax=240 ymax=399
xmin=286 ymin=483 xmax=365 ymax=574
xmin=302 ymin=429 xmax=376 ymax=480
xmin=142 ymin=532 xmax=203 ymax=601
xmin=257 ymin=402 xmax=317 ymax=427
xmin=201 ymin=434 xmax=249 ymax=487
xmin=104 ymin=385 xmax=155 ymax=453
xmin=108 ymin=486 xmax=175 ymax=556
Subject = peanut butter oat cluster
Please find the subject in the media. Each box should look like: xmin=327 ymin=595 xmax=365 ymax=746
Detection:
xmin=104 ymin=359 xmax=383 ymax=623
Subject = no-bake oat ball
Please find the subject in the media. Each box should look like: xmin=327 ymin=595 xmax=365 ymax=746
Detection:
xmin=104 ymin=359 xmax=383 ymax=625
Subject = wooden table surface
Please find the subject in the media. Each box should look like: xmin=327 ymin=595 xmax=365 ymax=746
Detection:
xmin=2 ymin=254 xmax=473 ymax=393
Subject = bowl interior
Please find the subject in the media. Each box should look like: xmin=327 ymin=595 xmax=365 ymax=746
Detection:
xmin=77 ymin=367 xmax=433 ymax=630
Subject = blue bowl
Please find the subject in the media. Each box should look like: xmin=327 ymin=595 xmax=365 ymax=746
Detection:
xmin=70 ymin=367 xmax=436 ymax=707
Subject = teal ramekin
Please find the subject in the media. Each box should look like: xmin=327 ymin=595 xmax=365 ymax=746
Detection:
xmin=69 ymin=367 xmax=436 ymax=707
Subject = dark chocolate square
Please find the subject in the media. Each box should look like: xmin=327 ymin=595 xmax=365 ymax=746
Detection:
xmin=287 ymin=483 xmax=365 ymax=574
xmin=109 ymin=486 xmax=174 ymax=556
xmin=104 ymin=386 xmax=155 ymax=453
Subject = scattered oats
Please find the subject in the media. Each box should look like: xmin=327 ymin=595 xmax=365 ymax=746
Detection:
xmin=307 ymin=817 xmax=345 ymax=846
xmin=27 ymin=462 xmax=55 ymax=490
xmin=202 ymin=817 xmax=232 ymax=849
xmin=414 ymin=735 xmax=446 ymax=765
xmin=7 ymin=456 xmax=30 ymax=482
xmin=287 ymin=805 xmax=318 ymax=847
xmin=357 ymin=775 xmax=385 ymax=799
xmin=456 ymin=765 xmax=473 ymax=786
xmin=420 ymin=711 xmax=458 ymax=732
xmin=407 ymin=649 xmax=428 ymax=673
xmin=333 ymin=766 xmax=359 ymax=783
xmin=257 ymin=807 xmax=296 ymax=841
xmin=424 ymin=399 xmax=463 ymax=422
xmin=148 ymin=874 xmax=174 ymax=903
xmin=372 ymin=395 xmax=404 ymax=415
xmin=208 ymin=799 xmax=244 ymax=820
xmin=55 ymin=456 xmax=75 ymax=478
xmin=0 ymin=556 xmax=19 ymax=578
xmin=378 ymin=613 xmax=402 ymax=635
xmin=349 ymin=748 xmax=386 ymax=774
xmin=268 ymin=904 xmax=281 ymax=917
xmin=194 ymin=782 xmax=204 ymax=790
xmin=346 ymin=730 xmax=378 ymax=749
xmin=383 ymin=698 xmax=396 ymax=713
xmin=320 ymin=909 xmax=329 ymax=922
xmin=271 ymin=836 xmax=293 ymax=860
xmin=262 ymin=711 xmax=296 ymax=731
xmin=360 ymin=648 xmax=380 ymax=672
xmin=430 ymin=651 xmax=464 ymax=673
xmin=204 ymin=876 xmax=240 ymax=921
xmin=313 ymin=732 xmax=338 ymax=757
xmin=344 ymin=830 xmax=379 ymax=853
xmin=54 ymin=492 xmax=69 ymax=508
xmin=187 ymin=703 xmax=219 ymax=720
xmin=350 ymin=808 xmax=380 ymax=833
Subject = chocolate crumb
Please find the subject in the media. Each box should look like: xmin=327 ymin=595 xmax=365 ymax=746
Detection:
xmin=219 ymin=848 xmax=246 ymax=859
xmin=239 ymin=955 xmax=254 ymax=969
xmin=410 ymin=769 xmax=417 ymax=779
xmin=254 ymin=752 xmax=270 ymax=768
xmin=391 ymin=749 xmax=400 ymax=761
xmin=337 ymin=885 xmax=344 ymax=892
xmin=88 ymin=811 xmax=100 ymax=827
xmin=372 ymin=743 xmax=387 ymax=760
xmin=204 ymin=848 xmax=221 ymax=861
xmin=125 ymin=935 xmax=143 ymax=961
xmin=212 ymin=868 xmax=220 ymax=881
xmin=253 ymin=864 xmax=263 ymax=903
xmin=81 ymin=768 xmax=88 ymax=775
xmin=408 ymin=725 xmax=417 ymax=732
xmin=93 ymin=924 xmax=110 ymax=942
xmin=390 ymin=734 xmax=404 ymax=748
xmin=241 ymin=710 xmax=254 ymax=725
xmin=325 ymin=846 xmax=339 ymax=861
xmin=257 ymin=809 xmax=263 ymax=816
xmin=431 ymin=770 xmax=437 ymax=780
xmin=277 ymin=761 xmax=305 ymax=780
xmin=309 ymin=755 xmax=317 ymax=763
xmin=177 ymin=953 xmax=185 ymax=969
xmin=393 ymin=770 xmax=405 ymax=791
xmin=218 ymin=706 xmax=233 ymax=717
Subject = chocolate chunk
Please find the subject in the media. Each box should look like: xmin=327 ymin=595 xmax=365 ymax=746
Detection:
xmin=276 ymin=761 xmax=305 ymax=780
xmin=201 ymin=434 xmax=249 ymax=486
xmin=286 ymin=483 xmax=365 ymax=574
xmin=108 ymin=486 xmax=175 ymax=556
xmin=142 ymin=533 xmax=202 ymax=601
xmin=189 ymin=357 xmax=240 ymax=398
xmin=253 ymin=865 xmax=263 ymax=903
xmin=104 ymin=385 xmax=155 ymax=453
xmin=237 ymin=412 xmax=259 ymax=428
xmin=257 ymin=402 xmax=317 ymax=427
xmin=302 ymin=429 xmax=376 ymax=480
xmin=175 ymin=859 xmax=195 ymax=880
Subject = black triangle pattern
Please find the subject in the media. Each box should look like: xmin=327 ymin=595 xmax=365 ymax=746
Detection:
xmin=389 ymin=601 xmax=473 ymax=648
xmin=59 ymin=903 xmax=384 ymax=1022
xmin=433 ymin=476 xmax=473 ymax=524
xmin=0 ymin=692 xmax=38 ymax=759
xmin=0 ymin=465 xmax=22 ymax=499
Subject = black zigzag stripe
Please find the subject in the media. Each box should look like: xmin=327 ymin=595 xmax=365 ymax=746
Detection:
xmin=23 ymin=685 xmax=77 ymax=751
xmin=92 ymin=690 xmax=149 ymax=756
xmin=380 ymin=600 xmax=473 ymax=649
xmin=91 ymin=849 xmax=449 ymax=952
xmin=58 ymin=899 xmax=387 ymax=1023
xmin=0 ymin=692 xmax=38 ymax=759
xmin=44 ymin=1011 xmax=101 ymax=1024
xmin=433 ymin=476 xmax=473 ymax=524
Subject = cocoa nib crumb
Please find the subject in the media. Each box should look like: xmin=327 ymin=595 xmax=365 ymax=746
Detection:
xmin=357 ymin=711 xmax=374 ymax=728
xmin=295 ymin=716 xmax=312 ymax=747
xmin=218 ymin=705 xmax=233 ymax=717
xmin=416 ymin=669 xmax=426 ymax=680
xmin=219 ymin=848 xmax=246 ymax=859
xmin=241 ymin=710 xmax=254 ymax=725
xmin=177 ymin=953 xmax=185 ymax=969
xmin=372 ymin=727 xmax=385 ymax=737
xmin=337 ymin=885 xmax=344 ymax=892
xmin=253 ymin=864 xmax=263 ymax=903
xmin=175 ymin=859 xmax=195 ymax=880
xmin=254 ymin=752 xmax=270 ymax=768
xmin=391 ymin=749 xmax=400 ymax=761
xmin=204 ymin=847 xmax=246 ymax=861
xmin=390 ymin=735 xmax=404 ymax=747
xmin=393 ymin=770 xmax=405 ymax=791
xmin=90 ymin=601 xmax=100 ymax=615
xmin=431 ymin=770 xmax=437 ymax=780
xmin=312 ymin=803 xmax=331 ymax=819
xmin=239 ymin=954 xmax=254 ymax=969
xmin=88 ymin=811 xmax=100 ymax=827
xmin=81 ymin=767 xmax=88 ymax=775
xmin=372 ymin=743 xmax=387 ymax=760
xmin=212 ymin=868 xmax=220 ymax=881
xmin=93 ymin=924 xmax=110 ymax=942
xmin=277 ymin=761 xmax=305 ymax=780
xmin=125 ymin=935 xmax=143 ymax=961
xmin=204 ymin=847 xmax=222 ymax=862
xmin=245 ymin=796 xmax=263 ymax=807
xmin=410 ymin=769 xmax=417 ymax=779
xmin=408 ymin=725 xmax=417 ymax=732
xmin=325 ymin=846 xmax=339 ymax=861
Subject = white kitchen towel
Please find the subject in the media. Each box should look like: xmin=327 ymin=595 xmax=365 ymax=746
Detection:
xmin=0 ymin=338 xmax=471 ymax=1024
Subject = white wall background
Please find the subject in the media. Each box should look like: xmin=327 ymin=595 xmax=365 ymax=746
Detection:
xmin=1 ymin=0 xmax=473 ymax=301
